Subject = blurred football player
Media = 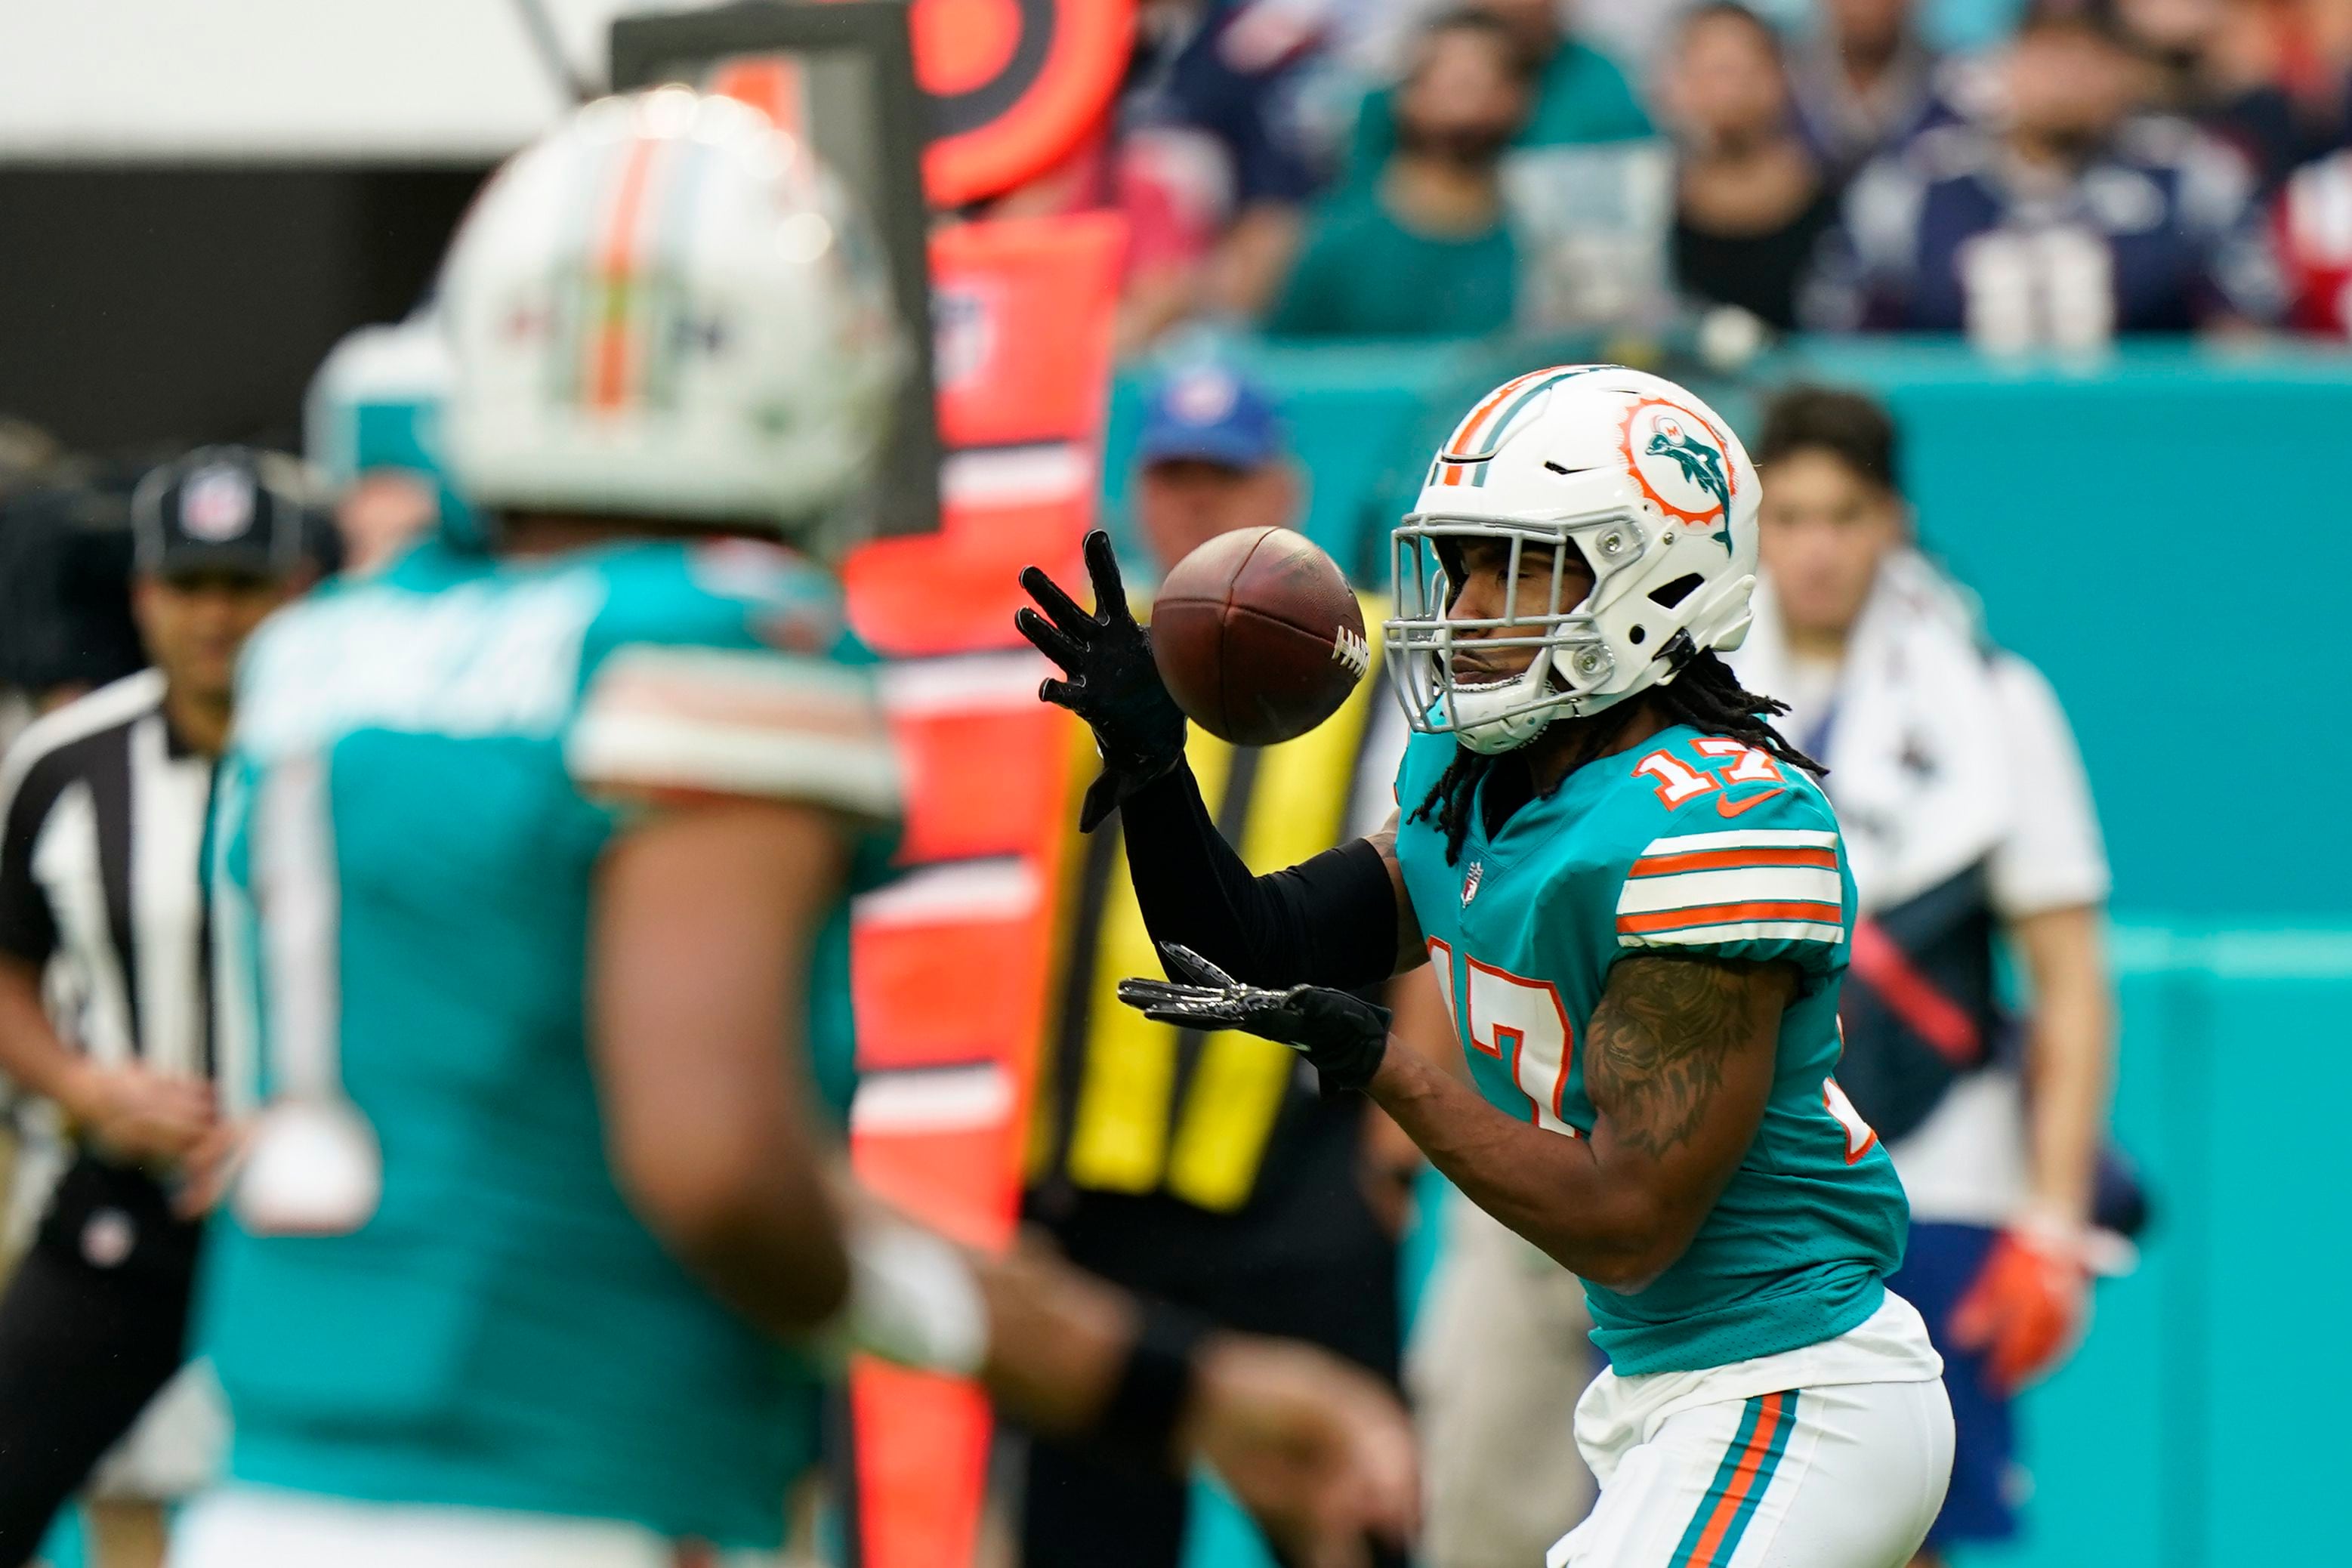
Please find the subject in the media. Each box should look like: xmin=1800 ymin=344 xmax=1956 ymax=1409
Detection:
xmin=1021 ymin=365 xmax=1955 ymax=1566
xmin=171 ymin=89 xmax=1412 ymax=1568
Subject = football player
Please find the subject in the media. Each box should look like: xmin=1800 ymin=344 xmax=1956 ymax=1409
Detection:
xmin=172 ymin=90 xmax=1412 ymax=1568
xmin=1020 ymin=366 xmax=1954 ymax=1566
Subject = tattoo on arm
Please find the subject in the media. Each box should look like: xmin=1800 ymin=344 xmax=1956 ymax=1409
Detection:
xmin=1585 ymin=956 xmax=1779 ymax=1160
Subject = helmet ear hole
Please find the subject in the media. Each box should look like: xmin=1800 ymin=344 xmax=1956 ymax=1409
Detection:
xmin=1628 ymin=625 xmax=1647 ymax=646
xmin=1648 ymin=573 xmax=1704 ymax=609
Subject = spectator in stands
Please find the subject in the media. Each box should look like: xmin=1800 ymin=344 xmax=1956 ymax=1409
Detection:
xmin=1805 ymin=0 xmax=2283 ymax=339
xmin=1341 ymin=0 xmax=1650 ymax=181
xmin=2278 ymin=144 xmax=2352 ymax=334
xmin=1110 ymin=0 xmax=1335 ymax=349
xmin=1665 ymin=2 xmax=1842 ymax=331
xmin=1266 ymin=9 xmax=1533 ymax=336
xmin=1730 ymin=387 xmax=2118 ymax=1568
xmin=2118 ymin=0 xmax=2346 ymax=193
xmin=1020 ymin=363 xmax=1418 ymax=1568
xmin=1125 ymin=366 xmax=1303 ymax=570
xmin=1789 ymin=0 xmax=1946 ymax=178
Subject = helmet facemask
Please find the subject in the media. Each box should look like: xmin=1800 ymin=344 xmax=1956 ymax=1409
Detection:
xmin=1387 ymin=505 xmax=1674 ymax=755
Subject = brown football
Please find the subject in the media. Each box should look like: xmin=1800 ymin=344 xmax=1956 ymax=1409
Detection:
xmin=1150 ymin=526 xmax=1369 ymax=746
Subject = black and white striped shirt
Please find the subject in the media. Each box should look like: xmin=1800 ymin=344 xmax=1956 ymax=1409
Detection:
xmin=0 ymin=670 xmax=215 ymax=1082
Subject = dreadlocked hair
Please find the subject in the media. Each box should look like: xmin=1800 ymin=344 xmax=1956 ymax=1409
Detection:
xmin=1652 ymin=640 xmax=1825 ymax=778
xmin=1406 ymin=637 xmax=1825 ymax=866
xmin=1406 ymin=747 xmax=1499 ymax=869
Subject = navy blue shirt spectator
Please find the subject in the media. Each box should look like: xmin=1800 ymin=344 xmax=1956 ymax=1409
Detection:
xmin=1124 ymin=0 xmax=1328 ymax=210
xmin=2113 ymin=0 xmax=2334 ymax=197
xmin=1111 ymin=0 xmax=1336 ymax=348
xmin=1806 ymin=4 xmax=2281 ymax=337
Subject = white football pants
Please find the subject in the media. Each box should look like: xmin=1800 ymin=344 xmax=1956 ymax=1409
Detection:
xmin=1548 ymin=1295 xmax=1954 ymax=1568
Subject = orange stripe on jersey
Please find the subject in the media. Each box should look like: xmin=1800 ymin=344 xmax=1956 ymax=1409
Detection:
xmin=1687 ymin=1392 xmax=1792 ymax=1566
xmin=590 ymin=134 xmax=662 ymax=412
xmin=1629 ymin=846 xmax=1839 ymax=878
xmin=1616 ymin=900 xmax=1843 ymax=934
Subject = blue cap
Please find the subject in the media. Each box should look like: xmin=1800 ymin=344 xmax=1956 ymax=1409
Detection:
xmin=1137 ymin=366 xmax=1286 ymax=471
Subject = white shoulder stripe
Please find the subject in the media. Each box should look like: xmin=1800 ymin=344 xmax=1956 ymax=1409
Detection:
xmin=1638 ymin=828 xmax=1836 ymax=856
xmin=569 ymin=712 xmax=900 ymax=819
xmin=0 ymin=669 xmax=165 ymax=816
xmin=1617 ymin=866 xmax=1844 ymax=915
xmin=582 ymin=644 xmax=888 ymax=749
xmin=1619 ymin=920 xmax=1846 ymax=949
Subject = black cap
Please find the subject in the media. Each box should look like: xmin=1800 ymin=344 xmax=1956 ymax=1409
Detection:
xmin=131 ymin=446 xmax=311 ymax=581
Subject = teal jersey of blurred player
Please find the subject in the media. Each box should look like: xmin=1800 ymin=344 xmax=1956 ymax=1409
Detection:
xmin=200 ymin=534 xmax=897 ymax=1549
xmin=1392 ymin=724 xmax=1907 ymax=1375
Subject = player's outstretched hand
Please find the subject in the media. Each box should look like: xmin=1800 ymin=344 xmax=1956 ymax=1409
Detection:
xmin=1017 ymin=529 xmax=1187 ymax=832
xmin=1186 ymin=1332 xmax=1420 ymax=1568
xmin=1119 ymin=943 xmax=1391 ymax=1093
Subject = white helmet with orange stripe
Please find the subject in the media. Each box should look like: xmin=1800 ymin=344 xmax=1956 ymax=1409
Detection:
xmin=438 ymin=88 xmax=903 ymax=555
xmin=1386 ymin=365 xmax=1761 ymax=754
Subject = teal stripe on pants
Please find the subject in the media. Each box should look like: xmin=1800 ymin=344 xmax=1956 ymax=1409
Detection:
xmin=1668 ymin=1390 xmax=1799 ymax=1567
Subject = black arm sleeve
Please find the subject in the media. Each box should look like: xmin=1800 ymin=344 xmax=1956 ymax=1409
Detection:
xmin=1116 ymin=761 xmax=1397 ymax=992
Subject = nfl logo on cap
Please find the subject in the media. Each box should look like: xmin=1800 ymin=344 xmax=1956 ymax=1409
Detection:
xmin=181 ymin=465 xmax=257 ymax=542
xmin=1168 ymin=368 xmax=1240 ymax=426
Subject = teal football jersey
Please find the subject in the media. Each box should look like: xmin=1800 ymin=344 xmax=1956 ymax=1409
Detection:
xmin=1394 ymin=724 xmax=1907 ymax=1375
xmin=201 ymin=536 xmax=897 ymax=1548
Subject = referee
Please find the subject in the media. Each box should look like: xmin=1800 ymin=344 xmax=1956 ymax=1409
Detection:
xmin=0 ymin=448 xmax=310 ymax=1567
xmin=1020 ymin=370 xmax=1419 ymax=1568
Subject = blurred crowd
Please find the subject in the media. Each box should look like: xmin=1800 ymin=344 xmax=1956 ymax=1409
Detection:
xmin=1013 ymin=0 xmax=2352 ymax=348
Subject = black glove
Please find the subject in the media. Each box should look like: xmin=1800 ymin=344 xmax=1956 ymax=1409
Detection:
xmin=1119 ymin=944 xmax=1391 ymax=1094
xmin=1017 ymin=529 xmax=1190 ymax=832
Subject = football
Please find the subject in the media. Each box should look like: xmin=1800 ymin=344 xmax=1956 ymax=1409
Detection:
xmin=1150 ymin=526 xmax=1369 ymax=746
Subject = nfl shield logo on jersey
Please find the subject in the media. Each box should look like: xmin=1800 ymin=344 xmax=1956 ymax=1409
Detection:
xmin=1462 ymin=859 xmax=1483 ymax=907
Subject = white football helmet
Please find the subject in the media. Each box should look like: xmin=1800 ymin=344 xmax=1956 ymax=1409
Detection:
xmin=438 ymin=88 xmax=903 ymax=557
xmin=1386 ymin=366 xmax=1761 ymax=754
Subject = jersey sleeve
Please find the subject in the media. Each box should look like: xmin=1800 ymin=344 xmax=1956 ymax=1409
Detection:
xmin=565 ymin=547 xmax=900 ymax=823
xmin=1608 ymin=779 xmax=1850 ymax=980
